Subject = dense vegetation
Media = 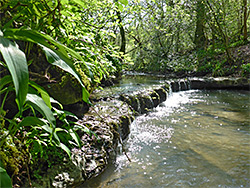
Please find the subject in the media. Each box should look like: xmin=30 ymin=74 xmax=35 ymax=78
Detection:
xmin=0 ymin=0 xmax=249 ymax=187
xmin=125 ymin=0 xmax=250 ymax=76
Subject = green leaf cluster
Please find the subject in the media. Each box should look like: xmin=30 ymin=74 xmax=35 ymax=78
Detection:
xmin=124 ymin=0 xmax=249 ymax=75
xmin=0 ymin=0 xmax=130 ymax=185
xmin=0 ymin=29 xmax=86 ymax=174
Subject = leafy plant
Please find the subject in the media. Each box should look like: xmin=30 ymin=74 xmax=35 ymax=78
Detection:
xmin=241 ymin=63 xmax=250 ymax=77
xmin=0 ymin=30 xmax=29 ymax=112
xmin=0 ymin=1 xmax=129 ymax=185
xmin=0 ymin=161 xmax=12 ymax=188
xmin=0 ymin=27 xmax=95 ymax=184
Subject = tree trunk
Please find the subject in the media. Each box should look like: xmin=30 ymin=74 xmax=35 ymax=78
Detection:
xmin=117 ymin=11 xmax=126 ymax=54
xmin=243 ymin=0 xmax=248 ymax=42
xmin=206 ymin=0 xmax=234 ymax=63
xmin=194 ymin=0 xmax=206 ymax=50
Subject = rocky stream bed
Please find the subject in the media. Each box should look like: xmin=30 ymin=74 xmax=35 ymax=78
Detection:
xmin=25 ymin=77 xmax=249 ymax=188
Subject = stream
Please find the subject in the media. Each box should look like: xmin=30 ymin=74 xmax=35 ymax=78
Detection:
xmin=84 ymin=76 xmax=250 ymax=188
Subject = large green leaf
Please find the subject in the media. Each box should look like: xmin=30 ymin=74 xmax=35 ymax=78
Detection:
xmin=69 ymin=128 xmax=82 ymax=147
xmin=18 ymin=116 xmax=47 ymax=127
xmin=0 ymin=30 xmax=29 ymax=110
xmin=29 ymin=81 xmax=52 ymax=109
xmin=0 ymin=167 xmax=12 ymax=188
xmin=0 ymin=161 xmax=12 ymax=188
xmin=17 ymin=116 xmax=55 ymax=138
xmin=59 ymin=142 xmax=71 ymax=157
xmin=3 ymin=28 xmax=91 ymax=75
xmin=3 ymin=28 xmax=91 ymax=104
xmin=20 ymin=117 xmax=60 ymax=143
xmin=0 ymin=75 xmax=12 ymax=91
xmin=26 ymin=93 xmax=56 ymax=127
xmin=41 ymin=45 xmax=90 ymax=104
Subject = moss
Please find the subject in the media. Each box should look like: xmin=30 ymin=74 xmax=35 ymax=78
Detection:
xmin=0 ymin=130 xmax=28 ymax=183
xmin=41 ymin=62 xmax=94 ymax=105
xmin=127 ymin=95 xmax=141 ymax=112
xmin=58 ymin=75 xmax=68 ymax=87
xmin=164 ymin=84 xmax=170 ymax=92
xmin=45 ymin=73 xmax=86 ymax=105
xmin=75 ymin=64 xmax=93 ymax=92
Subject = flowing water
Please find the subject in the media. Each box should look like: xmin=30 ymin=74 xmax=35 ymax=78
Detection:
xmin=84 ymin=88 xmax=250 ymax=188
xmin=91 ymin=75 xmax=166 ymax=99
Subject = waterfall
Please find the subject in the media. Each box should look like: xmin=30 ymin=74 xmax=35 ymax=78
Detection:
xmin=136 ymin=97 xmax=141 ymax=114
xmin=167 ymin=79 xmax=192 ymax=93
xmin=187 ymin=79 xmax=191 ymax=90
xmin=178 ymin=81 xmax=181 ymax=91
xmin=165 ymin=90 xmax=169 ymax=100
xmin=148 ymin=96 xmax=154 ymax=108
xmin=183 ymin=80 xmax=187 ymax=90
xmin=168 ymin=84 xmax=173 ymax=96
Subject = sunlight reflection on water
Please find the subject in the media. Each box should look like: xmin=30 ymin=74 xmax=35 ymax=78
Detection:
xmin=83 ymin=89 xmax=250 ymax=188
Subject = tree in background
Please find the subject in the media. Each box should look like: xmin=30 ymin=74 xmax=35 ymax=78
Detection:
xmin=194 ymin=0 xmax=206 ymax=50
xmin=243 ymin=0 xmax=248 ymax=42
xmin=124 ymin=0 xmax=249 ymax=74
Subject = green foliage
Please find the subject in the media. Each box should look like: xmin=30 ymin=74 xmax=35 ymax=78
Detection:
xmin=197 ymin=61 xmax=213 ymax=73
xmin=212 ymin=61 xmax=225 ymax=77
xmin=0 ymin=29 xmax=91 ymax=184
xmin=3 ymin=28 xmax=91 ymax=103
xmin=0 ymin=161 xmax=12 ymax=188
xmin=58 ymin=0 xmax=124 ymax=81
xmin=124 ymin=0 xmax=249 ymax=74
xmin=0 ymin=30 xmax=29 ymax=112
xmin=241 ymin=63 xmax=250 ymax=77
xmin=0 ymin=0 xmax=249 ymax=185
xmin=125 ymin=0 xmax=196 ymax=72
xmin=0 ymin=28 xmax=88 ymax=151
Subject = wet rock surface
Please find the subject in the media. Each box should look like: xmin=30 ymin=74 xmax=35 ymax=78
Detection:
xmin=30 ymin=77 xmax=250 ymax=187
xmin=119 ymin=85 xmax=169 ymax=114
xmin=189 ymin=77 xmax=250 ymax=90
xmin=32 ymin=99 xmax=135 ymax=188
xmin=169 ymin=77 xmax=250 ymax=92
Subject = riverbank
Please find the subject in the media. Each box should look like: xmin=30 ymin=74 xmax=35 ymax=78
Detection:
xmin=82 ymin=89 xmax=250 ymax=187
xmin=21 ymin=76 xmax=250 ymax=187
xmin=127 ymin=43 xmax=250 ymax=78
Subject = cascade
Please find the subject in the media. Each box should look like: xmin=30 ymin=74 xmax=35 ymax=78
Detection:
xmin=168 ymin=84 xmax=173 ymax=95
xmin=178 ymin=80 xmax=181 ymax=91
xmin=183 ymin=80 xmax=187 ymax=90
xmin=136 ymin=97 xmax=141 ymax=114
xmin=148 ymin=95 xmax=154 ymax=108
xmin=165 ymin=89 xmax=169 ymax=99
xmin=187 ymin=79 xmax=191 ymax=90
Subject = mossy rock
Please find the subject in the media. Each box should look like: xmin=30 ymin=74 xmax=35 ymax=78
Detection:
xmin=0 ymin=130 xmax=28 ymax=185
xmin=44 ymin=75 xmax=82 ymax=105
xmin=28 ymin=48 xmax=93 ymax=105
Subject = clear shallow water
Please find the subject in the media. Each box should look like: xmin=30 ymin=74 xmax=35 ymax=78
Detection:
xmin=84 ymin=89 xmax=250 ymax=188
xmin=91 ymin=75 xmax=166 ymax=99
